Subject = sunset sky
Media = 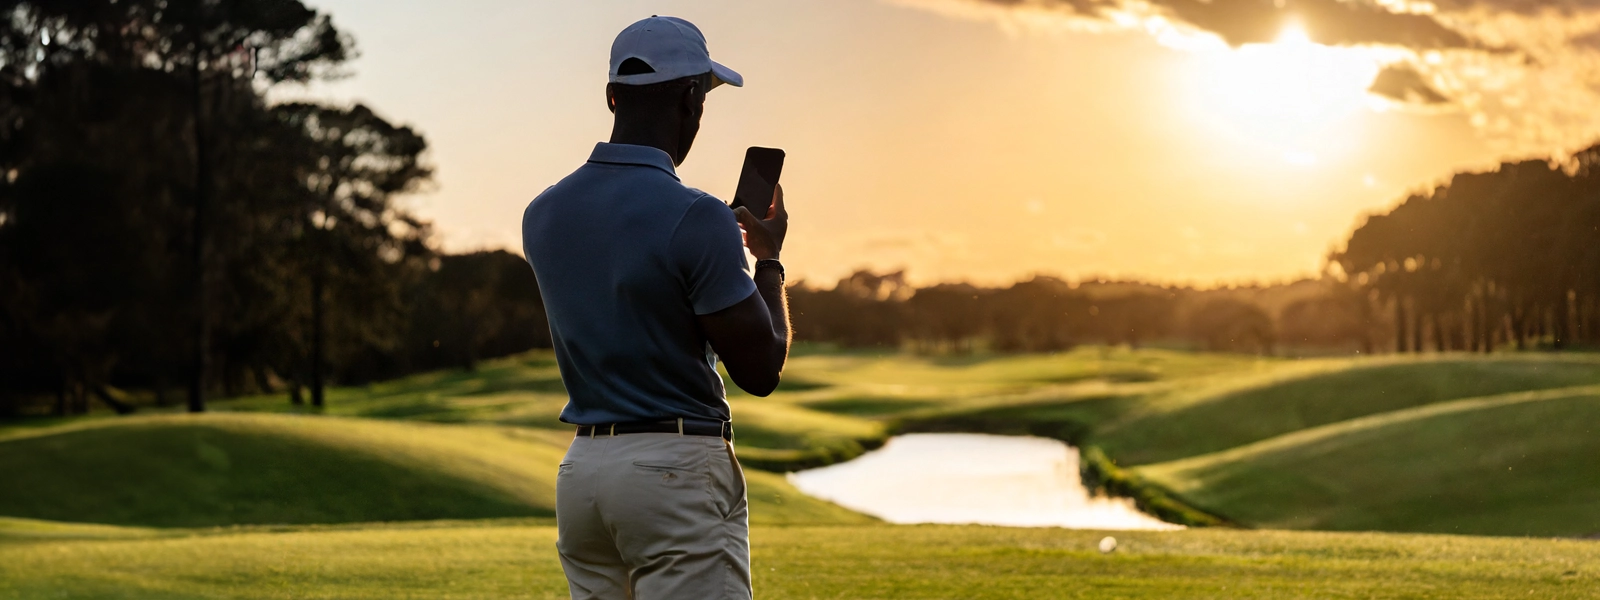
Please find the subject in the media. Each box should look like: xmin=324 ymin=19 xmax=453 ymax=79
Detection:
xmin=282 ymin=0 xmax=1600 ymax=286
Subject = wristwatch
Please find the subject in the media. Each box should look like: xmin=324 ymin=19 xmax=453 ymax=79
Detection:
xmin=754 ymin=258 xmax=784 ymax=283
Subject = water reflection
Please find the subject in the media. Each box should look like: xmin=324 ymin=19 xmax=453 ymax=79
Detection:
xmin=788 ymin=433 xmax=1182 ymax=530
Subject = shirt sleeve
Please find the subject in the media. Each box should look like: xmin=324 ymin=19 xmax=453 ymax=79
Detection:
xmin=668 ymin=194 xmax=757 ymax=315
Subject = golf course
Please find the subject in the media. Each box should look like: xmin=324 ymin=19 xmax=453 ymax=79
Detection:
xmin=4 ymin=347 xmax=1600 ymax=598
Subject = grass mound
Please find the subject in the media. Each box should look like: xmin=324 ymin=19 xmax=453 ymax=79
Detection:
xmin=46 ymin=349 xmax=1598 ymax=535
xmin=1137 ymin=386 xmax=1600 ymax=536
xmin=221 ymin=354 xmax=571 ymax=426
xmin=1095 ymin=355 xmax=1600 ymax=465
xmin=0 ymin=413 xmax=871 ymax=528
xmin=0 ymin=414 xmax=562 ymax=527
xmin=210 ymin=347 xmax=1265 ymax=474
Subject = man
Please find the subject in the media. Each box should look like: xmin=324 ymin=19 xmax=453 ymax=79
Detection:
xmin=521 ymin=16 xmax=790 ymax=600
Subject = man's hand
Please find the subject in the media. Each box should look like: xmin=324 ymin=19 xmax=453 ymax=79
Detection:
xmin=705 ymin=183 xmax=791 ymax=397
xmin=732 ymin=184 xmax=786 ymax=261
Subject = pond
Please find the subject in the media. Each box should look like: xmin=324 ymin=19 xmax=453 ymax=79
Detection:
xmin=787 ymin=433 xmax=1182 ymax=530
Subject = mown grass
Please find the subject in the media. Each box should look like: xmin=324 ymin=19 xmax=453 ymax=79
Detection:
xmin=199 ymin=347 xmax=1600 ymax=536
xmin=218 ymin=354 xmax=571 ymax=428
xmin=213 ymin=345 xmax=1265 ymax=472
xmin=1 ymin=521 xmax=1595 ymax=599
xmin=0 ymin=413 xmax=871 ymax=528
xmin=1137 ymin=387 xmax=1600 ymax=537
xmin=1093 ymin=354 xmax=1600 ymax=465
xmin=7 ymin=346 xmax=1600 ymax=599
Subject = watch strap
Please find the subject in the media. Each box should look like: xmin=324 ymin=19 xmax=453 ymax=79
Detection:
xmin=754 ymin=258 xmax=784 ymax=282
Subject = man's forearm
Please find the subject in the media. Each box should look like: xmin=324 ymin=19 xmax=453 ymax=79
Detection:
xmin=752 ymin=265 xmax=791 ymax=366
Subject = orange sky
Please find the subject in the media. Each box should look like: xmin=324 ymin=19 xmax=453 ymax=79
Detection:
xmin=280 ymin=0 xmax=1593 ymax=286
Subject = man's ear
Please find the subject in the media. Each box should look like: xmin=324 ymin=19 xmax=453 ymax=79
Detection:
xmin=605 ymin=83 xmax=616 ymax=114
xmin=681 ymin=80 xmax=704 ymax=117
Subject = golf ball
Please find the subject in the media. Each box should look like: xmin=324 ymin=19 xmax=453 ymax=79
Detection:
xmin=1098 ymin=536 xmax=1118 ymax=553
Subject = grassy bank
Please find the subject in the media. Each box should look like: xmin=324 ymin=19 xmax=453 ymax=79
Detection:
xmin=868 ymin=351 xmax=1600 ymax=536
xmin=6 ymin=347 xmax=1599 ymax=538
xmin=0 ymin=413 xmax=871 ymax=528
xmin=1092 ymin=354 xmax=1600 ymax=465
xmin=212 ymin=346 xmax=1265 ymax=474
xmin=1137 ymin=386 xmax=1600 ymax=536
xmin=6 ymin=347 xmax=1600 ymax=597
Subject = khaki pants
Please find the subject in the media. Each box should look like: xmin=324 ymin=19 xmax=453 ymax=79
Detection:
xmin=556 ymin=432 xmax=752 ymax=600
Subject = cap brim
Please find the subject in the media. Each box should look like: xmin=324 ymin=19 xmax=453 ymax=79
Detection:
xmin=710 ymin=61 xmax=743 ymax=89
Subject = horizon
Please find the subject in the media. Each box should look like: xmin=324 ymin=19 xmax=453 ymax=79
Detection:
xmin=274 ymin=0 xmax=1600 ymax=287
xmin=6 ymin=2 xmax=1600 ymax=594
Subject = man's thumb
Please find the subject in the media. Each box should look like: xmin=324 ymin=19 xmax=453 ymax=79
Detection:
xmin=733 ymin=206 xmax=759 ymax=228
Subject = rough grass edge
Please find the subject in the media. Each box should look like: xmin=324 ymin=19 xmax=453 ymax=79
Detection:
xmin=736 ymin=436 xmax=888 ymax=472
xmin=1077 ymin=445 xmax=1231 ymax=528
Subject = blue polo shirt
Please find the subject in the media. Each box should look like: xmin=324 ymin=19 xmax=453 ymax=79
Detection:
xmin=522 ymin=143 xmax=756 ymax=425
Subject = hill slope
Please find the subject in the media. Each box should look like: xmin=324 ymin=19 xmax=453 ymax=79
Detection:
xmin=1093 ymin=355 xmax=1600 ymax=465
xmin=1137 ymin=386 xmax=1600 ymax=536
xmin=0 ymin=413 xmax=871 ymax=528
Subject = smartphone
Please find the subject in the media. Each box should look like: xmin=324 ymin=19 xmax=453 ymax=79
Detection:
xmin=730 ymin=146 xmax=785 ymax=219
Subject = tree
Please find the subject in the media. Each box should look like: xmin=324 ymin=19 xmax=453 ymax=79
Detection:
xmin=0 ymin=1 xmax=450 ymax=415
xmin=788 ymin=270 xmax=909 ymax=348
xmin=1187 ymin=298 xmax=1275 ymax=354
xmin=1336 ymin=145 xmax=1600 ymax=353
xmin=405 ymin=250 xmax=552 ymax=373
xmin=273 ymin=103 xmax=432 ymax=404
xmin=905 ymin=283 xmax=987 ymax=353
xmin=988 ymin=276 xmax=1088 ymax=353
xmin=0 ymin=0 xmax=353 ymax=412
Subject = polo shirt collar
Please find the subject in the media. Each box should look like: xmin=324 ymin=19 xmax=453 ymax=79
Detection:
xmin=588 ymin=142 xmax=679 ymax=180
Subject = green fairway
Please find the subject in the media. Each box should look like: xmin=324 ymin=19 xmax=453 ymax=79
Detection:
xmin=1092 ymin=354 xmax=1600 ymax=465
xmin=0 ymin=413 xmax=870 ymax=528
xmin=8 ymin=347 xmax=1600 ymax=598
xmin=1137 ymin=386 xmax=1600 ymax=537
xmin=1 ymin=520 xmax=1595 ymax=599
xmin=214 ymin=346 xmax=1264 ymax=470
xmin=196 ymin=348 xmax=1600 ymax=536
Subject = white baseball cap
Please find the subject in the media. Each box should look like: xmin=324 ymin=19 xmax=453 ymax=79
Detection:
xmin=609 ymin=16 xmax=743 ymax=89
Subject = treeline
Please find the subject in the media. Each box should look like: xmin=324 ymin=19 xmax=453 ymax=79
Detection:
xmin=788 ymin=144 xmax=1600 ymax=355
xmin=1335 ymin=147 xmax=1600 ymax=352
xmin=0 ymin=1 xmax=545 ymax=417
xmin=787 ymin=271 xmax=1368 ymax=355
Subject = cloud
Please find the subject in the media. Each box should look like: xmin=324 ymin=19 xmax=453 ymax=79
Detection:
xmin=891 ymin=0 xmax=1472 ymax=47
xmin=1575 ymin=28 xmax=1600 ymax=50
xmin=1369 ymin=63 xmax=1449 ymax=103
xmin=1159 ymin=0 xmax=1469 ymax=48
xmin=889 ymin=0 xmax=1600 ymax=155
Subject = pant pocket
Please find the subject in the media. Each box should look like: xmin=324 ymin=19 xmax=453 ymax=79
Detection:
xmin=711 ymin=442 xmax=747 ymax=521
xmin=632 ymin=441 xmax=714 ymax=492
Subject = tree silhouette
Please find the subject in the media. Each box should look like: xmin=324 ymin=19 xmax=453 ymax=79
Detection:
xmin=274 ymin=103 xmax=431 ymax=406
xmin=1336 ymin=146 xmax=1600 ymax=352
xmin=0 ymin=1 xmax=456 ymax=416
xmin=0 ymin=0 xmax=352 ymax=411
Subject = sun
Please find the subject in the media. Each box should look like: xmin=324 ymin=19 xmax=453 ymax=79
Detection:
xmin=1193 ymin=24 xmax=1388 ymax=164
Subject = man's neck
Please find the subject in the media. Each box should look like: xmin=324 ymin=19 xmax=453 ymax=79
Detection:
xmin=608 ymin=119 xmax=679 ymax=163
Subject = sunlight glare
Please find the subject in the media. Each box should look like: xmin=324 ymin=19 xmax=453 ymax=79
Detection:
xmin=1283 ymin=150 xmax=1318 ymax=166
xmin=1193 ymin=23 xmax=1388 ymax=163
xmin=1276 ymin=24 xmax=1311 ymax=46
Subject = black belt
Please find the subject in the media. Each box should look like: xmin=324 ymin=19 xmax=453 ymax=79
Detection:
xmin=575 ymin=418 xmax=733 ymax=441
